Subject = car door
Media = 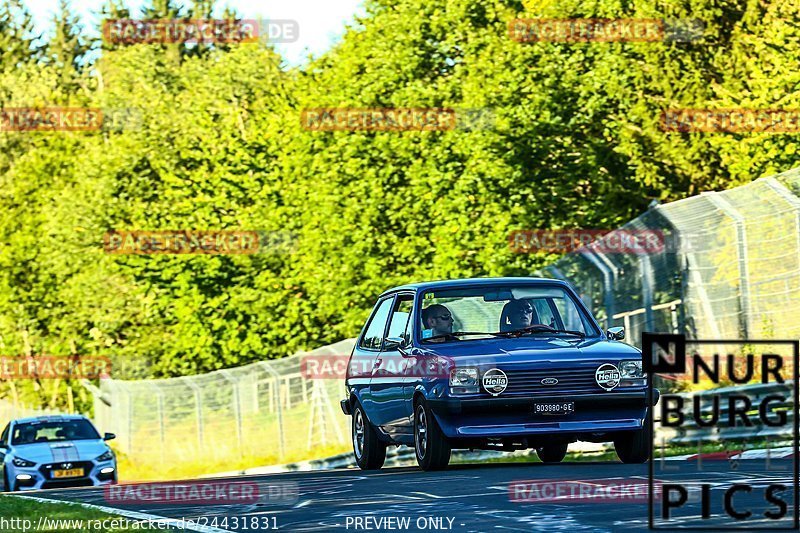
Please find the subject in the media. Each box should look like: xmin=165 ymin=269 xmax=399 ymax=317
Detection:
xmin=368 ymin=293 xmax=415 ymax=438
xmin=354 ymin=295 xmax=395 ymax=422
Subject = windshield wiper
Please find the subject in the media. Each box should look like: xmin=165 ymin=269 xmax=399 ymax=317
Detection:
xmin=424 ymin=331 xmax=497 ymax=342
xmin=496 ymin=325 xmax=586 ymax=338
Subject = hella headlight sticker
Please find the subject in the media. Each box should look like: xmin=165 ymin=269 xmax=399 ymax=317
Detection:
xmin=482 ymin=368 xmax=508 ymax=396
xmin=595 ymin=363 xmax=621 ymax=391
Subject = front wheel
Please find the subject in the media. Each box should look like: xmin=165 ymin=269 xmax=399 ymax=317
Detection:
xmin=536 ymin=443 xmax=568 ymax=463
xmin=614 ymin=415 xmax=650 ymax=464
xmin=3 ymin=469 xmax=11 ymax=492
xmin=352 ymin=402 xmax=386 ymax=470
xmin=414 ymin=400 xmax=451 ymax=471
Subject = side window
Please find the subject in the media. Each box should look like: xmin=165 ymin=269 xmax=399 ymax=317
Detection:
xmin=386 ymin=295 xmax=414 ymax=345
xmin=532 ymin=299 xmax=556 ymax=328
xmin=0 ymin=424 xmax=8 ymax=446
xmin=359 ymin=297 xmax=394 ymax=350
xmin=554 ymin=296 xmax=588 ymax=332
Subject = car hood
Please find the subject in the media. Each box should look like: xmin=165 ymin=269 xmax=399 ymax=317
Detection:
xmin=11 ymin=440 xmax=109 ymax=463
xmin=422 ymin=336 xmax=641 ymax=368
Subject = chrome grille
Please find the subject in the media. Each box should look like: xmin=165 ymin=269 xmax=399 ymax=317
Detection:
xmin=501 ymin=368 xmax=601 ymax=395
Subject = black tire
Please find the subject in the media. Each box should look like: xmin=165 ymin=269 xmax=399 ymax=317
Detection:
xmin=536 ymin=443 xmax=568 ymax=463
xmin=615 ymin=412 xmax=651 ymax=464
xmin=3 ymin=469 xmax=11 ymax=492
xmin=414 ymin=399 xmax=451 ymax=471
xmin=351 ymin=402 xmax=387 ymax=470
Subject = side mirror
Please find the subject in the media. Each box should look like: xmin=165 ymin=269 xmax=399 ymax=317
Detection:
xmin=383 ymin=337 xmax=406 ymax=351
xmin=607 ymin=327 xmax=625 ymax=341
xmin=103 ymin=433 xmax=116 ymax=441
xmin=0 ymin=442 xmax=7 ymax=449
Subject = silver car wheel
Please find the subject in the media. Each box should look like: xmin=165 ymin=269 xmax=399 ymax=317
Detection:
xmin=415 ymin=405 xmax=427 ymax=458
xmin=353 ymin=408 xmax=365 ymax=460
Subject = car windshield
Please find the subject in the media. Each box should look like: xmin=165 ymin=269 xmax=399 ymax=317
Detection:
xmin=12 ymin=420 xmax=100 ymax=445
xmin=419 ymin=284 xmax=599 ymax=342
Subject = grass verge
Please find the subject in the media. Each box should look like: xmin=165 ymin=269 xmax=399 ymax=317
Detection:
xmin=0 ymin=495 xmax=133 ymax=532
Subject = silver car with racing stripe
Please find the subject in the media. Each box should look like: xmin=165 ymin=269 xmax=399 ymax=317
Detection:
xmin=0 ymin=415 xmax=117 ymax=491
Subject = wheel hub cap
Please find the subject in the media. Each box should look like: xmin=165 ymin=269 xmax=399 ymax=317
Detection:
xmin=353 ymin=409 xmax=365 ymax=459
xmin=416 ymin=406 xmax=427 ymax=457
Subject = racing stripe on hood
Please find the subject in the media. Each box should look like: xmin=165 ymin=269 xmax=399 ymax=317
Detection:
xmin=50 ymin=443 xmax=80 ymax=462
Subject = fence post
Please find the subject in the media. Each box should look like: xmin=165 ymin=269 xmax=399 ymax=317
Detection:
xmin=150 ymin=384 xmax=166 ymax=465
xmin=126 ymin=389 xmax=133 ymax=455
xmin=544 ymin=265 xmax=568 ymax=281
xmin=594 ymin=248 xmax=621 ymax=328
xmin=705 ymin=192 xmax=752 ymax=337
xmin=262 ymin=363 xmax=285 ymax=460
xmin=580 ymin=248 xmax=615 ymax=329
xmin=639 ymin=254 xmax=655 ymax=332
xmin=670 ymin=303 xmax=679 ymax=334
xmin=184 ymin=378 xmax=204 ymax=454
xmin=220 ymin=370 xmax=243 ymax=458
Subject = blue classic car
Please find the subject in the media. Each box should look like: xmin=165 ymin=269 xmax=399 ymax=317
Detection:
xmin=341 ymin=277 xmax=657 ymax=471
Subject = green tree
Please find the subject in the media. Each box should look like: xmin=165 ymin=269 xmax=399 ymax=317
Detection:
xmin=45 ymin=0 xmax=92 ymax=92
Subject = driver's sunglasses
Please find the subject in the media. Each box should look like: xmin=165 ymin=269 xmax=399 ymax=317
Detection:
xmin=435 ymin=314 xmax=453 ymax=321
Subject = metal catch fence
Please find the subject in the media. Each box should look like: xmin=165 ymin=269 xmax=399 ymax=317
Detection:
xmin=540 ymin=166 xmax=800 ymax=346
xmin=89 ymin=339 xmax=355 ymax=463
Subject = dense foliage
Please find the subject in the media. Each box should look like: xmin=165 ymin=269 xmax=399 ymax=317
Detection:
xmin=1 ymin=0 xmax=798 ymax=409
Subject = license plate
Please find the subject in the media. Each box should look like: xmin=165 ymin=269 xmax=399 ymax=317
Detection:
xmin=53 ymin=468 xmax=84 ymax=479
xmin=533 ymin=402 xmax=575 ymax=415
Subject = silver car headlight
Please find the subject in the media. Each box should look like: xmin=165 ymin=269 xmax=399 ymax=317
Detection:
xmin=619 ymin=360 xmax=646 ymax=386
xmin=96 ymin=450 xmax=114 ymax=462
xmin=12 ymin=457 xmax=36 ymax=468
xmin=449 ymin=367 xmax=478 ymax=394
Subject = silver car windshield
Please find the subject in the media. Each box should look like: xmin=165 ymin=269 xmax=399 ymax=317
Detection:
xmin=12 ymin=420 xmax=100 ymax=445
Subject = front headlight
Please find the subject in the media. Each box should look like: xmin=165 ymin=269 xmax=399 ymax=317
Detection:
xmin=96 ymin=450 xmax=114 ymax=462
xmin=619 ymin=360 xmax=646 ymax=386
xmin=12 ymin=457 xmax=36 ymax=468
xmin=620 ymin=360 xmax=643 ymax=378
xmin=449 ymin=367 xmax=478 ymax=394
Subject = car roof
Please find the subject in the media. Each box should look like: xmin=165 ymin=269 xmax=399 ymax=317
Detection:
xmin=11 ymin=414 xmax=88 ymax=425
xmin=380 ymin=276 xmax=569 ymax=297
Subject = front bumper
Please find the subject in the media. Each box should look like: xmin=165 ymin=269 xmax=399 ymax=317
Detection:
xmin=428 ymin=389 xmax=658 ymax=439
xmin=428 ymin=389 xmax=659 ymax=414
xmin=9 ymin=461 xmax=117 ymax=491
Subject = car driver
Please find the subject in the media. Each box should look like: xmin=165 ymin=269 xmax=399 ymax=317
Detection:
xmin=422 ymin=304 xmax=454 ymax=337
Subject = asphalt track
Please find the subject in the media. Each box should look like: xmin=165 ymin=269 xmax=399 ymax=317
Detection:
xmin=19 ymin=459 xmax=799 ymax=532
